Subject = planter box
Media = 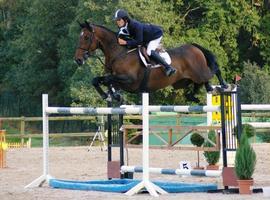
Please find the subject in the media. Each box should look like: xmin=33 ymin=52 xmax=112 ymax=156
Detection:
xmin=222 ymin=167 xmax=238 ymax=187
xmin=237 ymin=179 xmax=253 ymax=195
xmin=107 ymin=161 xmax=121 ymax=179
xmin=206 ymin=165 xmax=219 ymax=170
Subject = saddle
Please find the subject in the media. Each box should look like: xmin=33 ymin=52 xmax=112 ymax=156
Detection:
xmin=138 ymin=45 xmax=171 ymax=68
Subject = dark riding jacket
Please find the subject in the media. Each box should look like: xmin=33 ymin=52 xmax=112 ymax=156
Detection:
xmin=122 ymin=19 xmax=163 ymax=48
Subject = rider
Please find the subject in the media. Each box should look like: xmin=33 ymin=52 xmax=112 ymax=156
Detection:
xmin=113 ymin=9 xmax=177 ymax=77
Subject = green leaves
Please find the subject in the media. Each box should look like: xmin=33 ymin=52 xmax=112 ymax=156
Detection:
xmin=239 ymin=61 xmax=270 ymax=103
xmin=1 ymin=0 xmax=270 ymax=115
xmin=235 ymin=132 xmax=256 ymax=180
xmin=203 ymin=130 xmax=220 ymax=165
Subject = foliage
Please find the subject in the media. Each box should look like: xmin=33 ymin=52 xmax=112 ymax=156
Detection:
xmin=258 ymin=13 xmax=270 ymax=70
xmin=242 ymin=124 xmax=256 ymax=138
xmin=239 ymin=61 xmax=270 ymax=104
xmin=257 ymin=132 xmax=270 ymax=143
xmin=190 ymin=132 xmax=204 ymax=147
xmin=235 ymin=132 xmax=256 ymax=180
xmin=203 ymin=130 xmax=220 ymax=165
xmin=1 ymin=0 xmax=270 ymax=115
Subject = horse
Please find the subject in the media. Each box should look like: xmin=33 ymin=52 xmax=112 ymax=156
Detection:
xmin=74 ymin=21 xmax=227 ymax=102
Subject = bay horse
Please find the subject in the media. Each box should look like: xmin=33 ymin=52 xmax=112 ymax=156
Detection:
xmin=74 ymin=21 xmax=227 ymax=102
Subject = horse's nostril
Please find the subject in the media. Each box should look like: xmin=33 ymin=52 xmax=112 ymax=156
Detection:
xmin=75 ymin=59 xmax=83 ymax=65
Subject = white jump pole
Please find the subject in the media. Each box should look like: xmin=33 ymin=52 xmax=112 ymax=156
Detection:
xmin=125 ymin=93 xmax=167 ymax=197
xmin=207 ymin=92 xmax=213 ymax=126
xmin=25 ymin=94 xmax=52 ymax=188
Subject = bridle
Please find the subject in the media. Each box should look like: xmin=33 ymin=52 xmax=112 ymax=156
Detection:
xmin=75 ymin=24 xmax=135 ymax=68
xmin=76 ymin=28 xmax=105 ymax=66
xmin=76 ymin=29 xmax=95 ymax=53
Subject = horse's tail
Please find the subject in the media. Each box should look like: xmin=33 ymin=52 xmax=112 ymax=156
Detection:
xmin=191 ymin=43 xmax=219 ymax=74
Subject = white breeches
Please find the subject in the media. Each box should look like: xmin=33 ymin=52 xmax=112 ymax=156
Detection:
xmin=146 ymin=36 xmax=162 ymax=56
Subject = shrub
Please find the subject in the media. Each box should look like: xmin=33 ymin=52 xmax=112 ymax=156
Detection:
xmin=203 ymin=130 xmax=220 ymax=165
xmin=242 ymin=124 xmax=255 ymax=138
xmin=190 ymin=133 xmax=204 ymax=147
xmin=235 ymin=132 xmax=256 ymax=180
xmin=190 ymin=132 xmax=205 ymax=168
xmin=257 ymin=131 xmax=270 ymax=143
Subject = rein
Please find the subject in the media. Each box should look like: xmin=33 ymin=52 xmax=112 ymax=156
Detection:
xmin=78 ymin=25 xmax=137 ymax=69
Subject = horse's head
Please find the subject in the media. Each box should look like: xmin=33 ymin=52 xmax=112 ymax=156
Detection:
xmin=74 ymin=21 xmax=100 ymax=65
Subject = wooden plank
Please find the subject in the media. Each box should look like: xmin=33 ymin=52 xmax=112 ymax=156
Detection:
xmin=122 ymin=125 xmax=221 ymax=131
xmin=6 ymin=132 xmax=96 ymax=138
xmin=123 ymin=125 xmax=221 ymax=150
xmin=152 ymin=132 xmax=168 ymax=145
xmin=127 ymin=131 xmax=141 ymax=144
xmin=171 ymin=129 xmax=193 ymax=147
xmin=0 ymin=116 xmax=99 ymax=121
xmin=125 ymin=144 xmax=220 ymax=151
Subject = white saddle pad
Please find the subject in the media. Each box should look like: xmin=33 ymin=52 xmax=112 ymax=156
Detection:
xmin=138 ymin=50 xmax=172 ymax=68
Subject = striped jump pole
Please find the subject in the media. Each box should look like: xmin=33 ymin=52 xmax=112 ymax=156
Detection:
xmin=121 ymin=166 xmax=222 ymax=177
xmin=46 ymin=105 xmax=220 ymax=115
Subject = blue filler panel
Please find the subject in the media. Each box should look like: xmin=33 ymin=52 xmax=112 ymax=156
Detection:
xmin=49 ymin=179 xmax=217 ymax=193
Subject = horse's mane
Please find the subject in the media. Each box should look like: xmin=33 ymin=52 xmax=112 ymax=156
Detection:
xmin=80 ymin=21 xmax=116 ymax=34
xmin=80 ymin=21 xmax=129 ymax=53
xmin=95 ymin=24 xmax=117 ymax=36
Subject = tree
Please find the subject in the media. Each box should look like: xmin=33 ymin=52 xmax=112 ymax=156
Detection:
xmin=0 ymin=0 xmax=32 ymax=116
xmin=259 ymin=13 xmax=270 ymax=70
xmin=239 ymin=61 xmax=270 ymax=104
xmin=5 ymin=0 xmax=79 ymax=115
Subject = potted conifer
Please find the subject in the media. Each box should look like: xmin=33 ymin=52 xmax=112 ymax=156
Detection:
xmin=203 ymin=130 xmax=220 ymax=170
xmin=235 ymin=131 xmax=256 ymax=195
xmin=190 ymin=132 xmax=205 ymax=169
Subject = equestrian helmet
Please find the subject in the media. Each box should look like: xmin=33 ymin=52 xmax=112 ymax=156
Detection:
xmin=114 ymin=9 xmax=129 ymax=20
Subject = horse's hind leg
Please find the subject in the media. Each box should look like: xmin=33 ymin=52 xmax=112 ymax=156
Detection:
xmin=215 ymin=69 xmax=228 ymax=88
xmin=184 ymin=83 xmax=201 ymax=103
xmin=205 ymin=82 xmax=213 ymax=92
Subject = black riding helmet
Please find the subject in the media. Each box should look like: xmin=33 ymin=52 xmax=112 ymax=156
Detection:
xmin=114 ymin=9 xmax=130 ymax=21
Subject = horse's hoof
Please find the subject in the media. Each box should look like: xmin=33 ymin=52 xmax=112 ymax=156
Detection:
xmin=210 ymin=89 xmax=218 ymax=95
xmin=221 ymin=84 xmax=237 ymax=92
xmin=192 ymin=97 xmax=200 ymax=103
xmin=185 ymin=93 xmax=200 ymax=103
xmin=211 ymin=87 xmax=222 ymax=94
xmin=221 ymin=84 xmax=228 ymax=89
xmin=206 ymin=85 xmax=213 ymax=93
xmin=113 ymin=93 xmax=122 ymax=102
xmin=101 ymin=94 xmax=108 ymax=100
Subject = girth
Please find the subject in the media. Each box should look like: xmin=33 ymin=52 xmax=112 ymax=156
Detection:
xmin=135 ymin=67 xmax=151 ymax=93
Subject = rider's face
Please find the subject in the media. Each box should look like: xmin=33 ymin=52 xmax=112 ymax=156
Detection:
xmin=116 ymin=18 xmax=125 ymax=28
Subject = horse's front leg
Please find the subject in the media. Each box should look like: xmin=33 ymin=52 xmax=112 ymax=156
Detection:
xmin=92 ymin=76 xmax=109 ymax=100
xmin=107 ymin=84 xmax=123 ymax=103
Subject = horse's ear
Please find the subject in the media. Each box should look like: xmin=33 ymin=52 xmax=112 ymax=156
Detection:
xmin=77 ymin=21 xmax=84 ymax=28
xmin=84 ymin=20 xmax=93 ymax=32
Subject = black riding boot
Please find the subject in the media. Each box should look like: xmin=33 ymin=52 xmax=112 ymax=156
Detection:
xmin=150 ymin=50 xmax=176 ymax=76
